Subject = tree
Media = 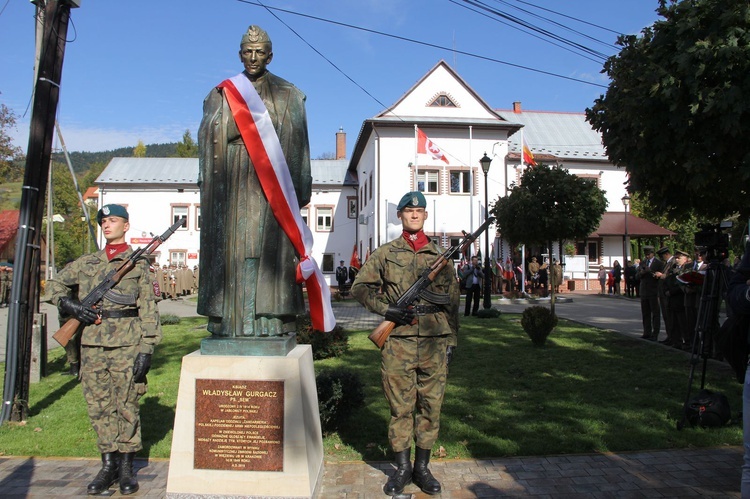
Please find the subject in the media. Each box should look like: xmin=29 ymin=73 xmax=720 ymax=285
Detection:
xmin=133 ymin=140 xmax=146 ymax=158
xmin=491 ymin=165 xmax=608 ymax=248
xmin=491 ymin=165 xmax=607 ymax=312
xmin=175 ymin=129 xmax=198 ymax=158
xmin=0 ymin=104 xmax=24 ymax=181
xmin=586 ymin=0 xmax=750 ymax=220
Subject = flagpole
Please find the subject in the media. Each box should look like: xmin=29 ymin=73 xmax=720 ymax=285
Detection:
xmin=414 ymin=124 xmax=419 ymax=192
xmin=469 ymin=125 xmax=474 ymax=233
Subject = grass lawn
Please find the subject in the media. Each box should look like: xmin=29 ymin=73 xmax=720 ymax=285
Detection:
xmin=0 ymin=314 xmax=742 ymax=462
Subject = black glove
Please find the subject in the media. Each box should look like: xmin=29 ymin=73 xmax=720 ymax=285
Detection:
xmin=59 ymin=296 xmax=98 ymax=325
xmin=446 ymin=345 xmax=456 ymax=366
xmin=132 ymin=353 xmax=152 ymax=383
xmin=384 ymin=304 xmax=415 ymax=326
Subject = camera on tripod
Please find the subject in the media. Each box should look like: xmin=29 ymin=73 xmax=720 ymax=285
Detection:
xmin=694 ymin=220 xmax=732 ymax=262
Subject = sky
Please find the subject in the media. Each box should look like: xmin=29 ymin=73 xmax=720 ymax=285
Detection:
xmin=0 ymin=0 xmax=662 ymax=160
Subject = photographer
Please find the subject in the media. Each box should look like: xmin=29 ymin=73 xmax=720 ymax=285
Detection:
xmin=730 ymin=242 xmax=750 ymax=496
xmin=461 ymin=256 xmax=483 ymax=316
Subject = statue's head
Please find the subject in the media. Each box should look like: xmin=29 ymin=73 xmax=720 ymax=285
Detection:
xmin=239 ymin=25 xmax=273 ymax=78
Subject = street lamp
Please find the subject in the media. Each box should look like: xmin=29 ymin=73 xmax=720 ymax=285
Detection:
xmin=621 ymin=194 xmax=631 ymax=265
xmin=480 ymin=153 xmax=492 ymax=309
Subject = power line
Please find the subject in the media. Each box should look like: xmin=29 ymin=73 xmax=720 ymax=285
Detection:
xmin=237 ymin=0 xmax=608 ymax=90
xmin=449 ymin=0 xmax=606 ymax=65
xmin=455 ymin=0 xmax=610 ymax=61
xmin=508 ymin=0 xmax=626 ymax=36
xmin=490 ymin=0 xmax=618 ymax=50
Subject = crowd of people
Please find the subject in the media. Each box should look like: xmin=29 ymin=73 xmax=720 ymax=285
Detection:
xmin=636 ymin=245 xmax=709 ymax=352
xmin=152 ymin=263 xmax=199 ymax=301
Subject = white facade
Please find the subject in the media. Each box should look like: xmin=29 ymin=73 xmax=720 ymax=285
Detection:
xmin=349 ymin=61 xmax=632 ymax=271
xmin=351 ymin=62 xmax=520 ymax=263
xmin=95 ymin=157 xmax=357 ymax=287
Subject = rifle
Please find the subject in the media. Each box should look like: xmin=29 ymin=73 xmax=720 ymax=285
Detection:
xmin=52 ymin=219 xmax=184 ymax=347
xmin=368 ymin=216 xmax=496 ymax=348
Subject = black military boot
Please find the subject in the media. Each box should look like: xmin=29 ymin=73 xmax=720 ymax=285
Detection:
xmin=412 ymin=447 xmax=441 ymax=495
xmin=87 ymin=452 xmax=119 ymax=495
xmin=119 ymin=452 xmax=140 ymax=495
xmin=383 ymin=448 xmax=412 ymax=496
xmin=69 ymin=362 xmax=80 ymax=377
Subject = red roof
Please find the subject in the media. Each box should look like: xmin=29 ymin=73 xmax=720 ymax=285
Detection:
xmin=0 ymin=210 xmax=19 ymax=254
xmin=590 ymin=212 xmax=675 ymax=238
xmin=83 ymin=186 xmax=99 ymax=200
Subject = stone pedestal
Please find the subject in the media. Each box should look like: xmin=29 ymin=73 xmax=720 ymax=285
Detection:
xmin=166 ymin=345 xmax=323 ymax=498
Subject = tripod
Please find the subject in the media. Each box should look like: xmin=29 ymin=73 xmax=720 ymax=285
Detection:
xmin=677 ymin=257 xmax=730 ymax=430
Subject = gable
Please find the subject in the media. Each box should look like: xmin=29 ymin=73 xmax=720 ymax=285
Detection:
xmin=380 ymin=61 xmax=505 ymax=122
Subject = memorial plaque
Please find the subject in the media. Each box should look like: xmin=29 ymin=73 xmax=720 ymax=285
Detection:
xmin=194 ymin=379 xmax=284 ymax=471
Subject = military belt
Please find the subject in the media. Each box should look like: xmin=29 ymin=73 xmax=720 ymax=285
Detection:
xmin=413 ymin=304 xmax=442 ymax=315
xmin=99 ymin=308 xmax=139 ymax=319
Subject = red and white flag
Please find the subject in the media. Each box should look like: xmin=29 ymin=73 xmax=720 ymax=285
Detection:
xmin=350 ymin=244 xmax=360 ymax=270
xmin=417 ymin=128 xmax=449 ymax=164
xmin=217 ymin=73 xmax=336 ymax=332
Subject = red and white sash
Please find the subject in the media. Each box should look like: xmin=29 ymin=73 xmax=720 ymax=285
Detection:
xmin=218 ymin=73 xmax=336 ymax=332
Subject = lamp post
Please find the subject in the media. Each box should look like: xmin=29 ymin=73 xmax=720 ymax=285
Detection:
xmin=621 ymin=195 xmax=630 ymax=265
xmin=480 ymin=153 xmax=492 ymax=309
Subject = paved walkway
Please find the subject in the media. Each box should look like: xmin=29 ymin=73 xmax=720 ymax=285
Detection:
xmin=0 ymin=293 xmax=743 ymax=497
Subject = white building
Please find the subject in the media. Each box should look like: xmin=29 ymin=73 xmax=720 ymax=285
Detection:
xmin=95 ymin=132 xmax=356 ymax=287
xmin=348 ymin=61 xmax=671 ymax=282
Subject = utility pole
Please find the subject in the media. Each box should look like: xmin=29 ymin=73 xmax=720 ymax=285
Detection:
xmin=1 ymin=0 xmax=79 ymax=423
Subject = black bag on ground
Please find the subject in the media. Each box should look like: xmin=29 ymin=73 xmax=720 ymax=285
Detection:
xmin=685 ymin=389 xmax=731 ymax=428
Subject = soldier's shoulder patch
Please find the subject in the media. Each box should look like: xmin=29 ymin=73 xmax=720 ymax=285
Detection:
xmin=153 ymin=280 xmax=161 ymax=297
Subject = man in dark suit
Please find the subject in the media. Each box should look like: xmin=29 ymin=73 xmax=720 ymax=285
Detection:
xmin=654 ymin=247 xmax=676 ymax=344
xmin=638 ymin=246 xmax=664 ymax=340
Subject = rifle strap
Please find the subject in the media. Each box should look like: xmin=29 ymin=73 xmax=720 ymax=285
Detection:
xmin=418 ymin=289 xmax=451 ymax=305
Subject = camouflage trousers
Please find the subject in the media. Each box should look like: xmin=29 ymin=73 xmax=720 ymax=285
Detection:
xmin=81 ymin=345 xmax=147 ymax=453
xmin=381 ymin=335 xmax=449 ymax=453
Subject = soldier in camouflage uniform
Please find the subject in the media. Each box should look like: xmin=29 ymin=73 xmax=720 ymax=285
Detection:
xmin=351 ymin=191 xmax=459 ymax=496
xmin=45 ymin=204 xmax=162 ymax=496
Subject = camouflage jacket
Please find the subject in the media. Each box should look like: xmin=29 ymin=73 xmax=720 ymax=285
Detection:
xmin=45 ymin=248 xmax=162 ymax=354
xmin=351 ymin=237 xmax=459 ymax=346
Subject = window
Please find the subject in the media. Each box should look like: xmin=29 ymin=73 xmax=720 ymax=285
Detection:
xmin=428 ymin=93 xmax=457 ymax=108
xmin=417 ymin=171 xmax=439 ymax=194
xmin=195 ymin=206 xmax=201 ymax=230
xmin=588 ymin=242 xmax=599 ymax=262
xmin=322 ymin=253 xmax=334 ymax=273
xmin=300 ymin=206 xmax=309 ymax=225
xmin=170 ymin=250 xmax=186 ymax=266
xmin=450 ymin=171 xmax=471 ymax=193
xmin=369 ymin=172 xmax=373 ymax=200
xmin=171 ymin=205 xmax=188 ymax=229
xmin=316 ymin=207 xmax=333 ymax=232
xmin=363 ymin=180 xmax=367 ymax=206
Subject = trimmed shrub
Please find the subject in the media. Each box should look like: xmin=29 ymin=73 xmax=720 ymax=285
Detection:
xmin=521 ymin=305 xmax=557 ymax=346
xmin=475 ymin=307 xmax=501 ymax=319
xmin=296 ymin=313 xmax=349 ymax=360
xmin=160 ymin=313 xmax=181 ymax=325
xmin=316 ymin=368 xmax=365 ymax=432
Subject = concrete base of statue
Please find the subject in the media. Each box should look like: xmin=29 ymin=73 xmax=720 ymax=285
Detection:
xmin=166 ymin=345 xmax=323 ymax=498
